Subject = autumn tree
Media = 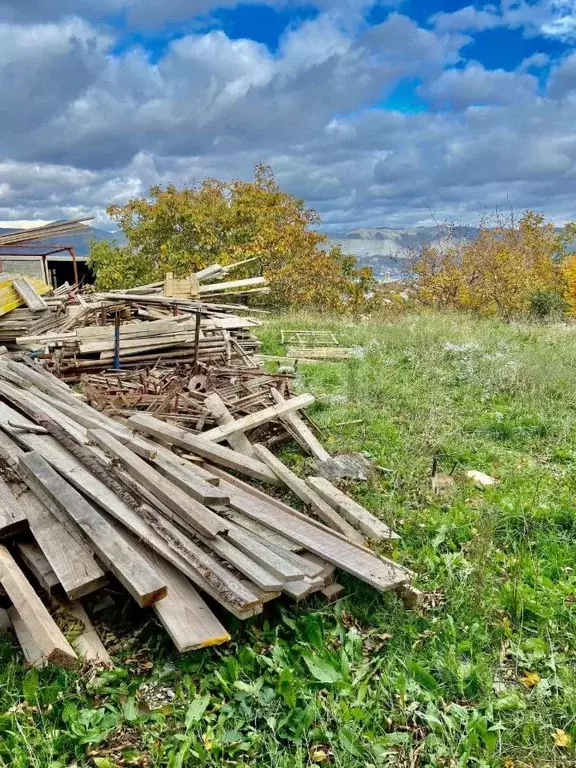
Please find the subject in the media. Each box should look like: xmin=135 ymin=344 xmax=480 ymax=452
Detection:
xmin=410 ymin=211 xmax=576 ymax=319
xmin=88 ymin=164 xmax=375 ymax=312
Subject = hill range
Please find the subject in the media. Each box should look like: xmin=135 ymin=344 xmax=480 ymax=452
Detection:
xmin=0 ymin=224 xmax=481 ymax=280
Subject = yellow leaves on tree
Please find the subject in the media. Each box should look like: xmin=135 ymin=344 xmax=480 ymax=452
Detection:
xmin=88 ymin=163 xmax=375 ymax=312
xmin=411 ymin=211 xmax=576 ymax=319
xmin=561 ymin=253 xmax=576 ymax=315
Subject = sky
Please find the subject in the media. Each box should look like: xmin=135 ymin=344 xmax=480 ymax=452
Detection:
xmin=1 ymin=1 xmax=576 ymax=232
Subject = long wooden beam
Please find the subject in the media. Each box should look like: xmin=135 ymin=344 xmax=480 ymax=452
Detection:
xmin=201 ymin=394 xmax=314 ymax=444
xmin=128 ymin=413 xmax=279 ymax=485
xmin=0 ymin=545 xmax=77 ymax=668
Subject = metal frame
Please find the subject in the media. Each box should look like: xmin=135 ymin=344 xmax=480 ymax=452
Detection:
xmin=0 ymin=245 xmax=79 ymax=285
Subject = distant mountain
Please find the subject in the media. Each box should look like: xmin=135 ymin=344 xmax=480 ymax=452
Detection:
xmin=328 ymin=225 xmax=480 ymax=279
xmin=0 ymin=224 xmax=121 ymax=257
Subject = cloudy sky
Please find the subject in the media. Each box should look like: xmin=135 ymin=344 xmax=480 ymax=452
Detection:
xmin=1 ymin=0 xmax=576 ymax=232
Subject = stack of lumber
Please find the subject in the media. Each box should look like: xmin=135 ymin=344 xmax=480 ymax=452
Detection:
xmin=0 ymin=279 xmax=76 ymax=344
xmin=0 ymin=359 xmax=415 ymax=667
xmin=13 ymin=261 xmax=269 ymax=378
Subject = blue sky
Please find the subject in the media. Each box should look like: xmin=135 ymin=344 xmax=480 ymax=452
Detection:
xmin=0 ymin=0 xmax=575 ymax=230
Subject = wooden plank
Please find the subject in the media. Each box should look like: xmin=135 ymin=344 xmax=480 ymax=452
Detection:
xmin=144 ymin=550 xmax=231 ymax=652
xmin=18 ymin=452 xmax=167 ymax=608
xmin=198 ymin=276 xmax=266 ymax=294
xmin=151 ymin=452 xmax=230 ymax=507
xmin=12 ymin=279 xmax=48 ymax=312
xmin=207 ymin=474 xmax=411 ymax=594
xmin=204 ymin=393 xmax=255 ymax=456
xmin=270 ymin=388 xmax=330 ymax=462
xmin=201 ymin=394 xmax=315 ymax=444
xmin=5 ymin=423 xmax=263 ymax=619
xmin=18 ymin=541 xmax=59 ymax=593
xmin=225 ymin=524 xmax=306 ymax=582
xmin=128 ymin=413 xmax=279 ymax=485
xmin=252 ymin=445 xmax=365 ymax=544
xmin=18 ymin=490 xmax=107 ymax=600
xmin=0 ymin=545 xmax=77 ymax=668
xmin=87 ymin=428 xmax=226 ymax=539
xmin=204 ymin=535 xmax=284 ymax=591
xmin=321 ymin=583 xmax=346 ymax=602
xmin=282 ymin=576 xmax=326 ymax=601
xmin=0 ymin=475 xmax=28 ymax=538
xmin=54 ymin=601 xmax=112 ymax=667
xmin=205 ymin=464 xmax=376 ymax=552
xmin=8 ymin=606 xmax=46 ymax=667
xmin=306 ymin=477 xmax=400 ymax=542
xmin=224 ymin=510 xmax=301 ymax=552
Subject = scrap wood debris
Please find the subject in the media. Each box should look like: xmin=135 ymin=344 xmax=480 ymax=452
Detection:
xmin=0 ymin=257 xmax=415 ymax=668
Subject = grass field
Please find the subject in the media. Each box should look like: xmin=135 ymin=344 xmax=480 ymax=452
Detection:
xmin=1 ymin=311 xmax=576 ymax=767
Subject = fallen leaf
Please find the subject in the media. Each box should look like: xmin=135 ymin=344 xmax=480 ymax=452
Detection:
xmin=519 ymin=671 xmax=540 ymax=688
xmin=552 ymin=728 xmax=572 ymax=748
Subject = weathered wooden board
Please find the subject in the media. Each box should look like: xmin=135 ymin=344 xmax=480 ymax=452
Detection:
xmin=252 ymin=444 xmax=365 ymax=544
xmin=17 ymin=490 xmax=107 ymax=600
xmin=0 ymin=475 xmax=28 ymax=538
xmin=141 ymin=549 xmax=231 ymax=652
xmin=128 ymin=413 xmax=279 ymax=484
xmin=207 ymin=474 xmax=412 ymax=594
xmin=12 ymin=279 xmax=48 ymax=312
xmin=270 ymin=388 xmax=331 ymax=462
xmin=204 ymin=393 xmax=255 ymax=456
xmin=306 ymin=476 xmax=400 ymax=542
xmin=87 ymin=428 xmax=226 ymax=539
xmin=18 ymin=540 xmax=60 ymax=593
xmin=0 ymin=545 xmax=77 ymax=668
xmin=201 ymin=394 xmax=315 ymax=444
xmin=18 ymin=452 xmax=167 ymax=608
xmin=55 ymin=601 xmax=112 ymax=667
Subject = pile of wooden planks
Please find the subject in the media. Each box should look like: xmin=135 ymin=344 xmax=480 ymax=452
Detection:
xmin=12 ymin=264 xmax=268 ymax=379
xmin=0 ymin=359 xmax=415 ymax=667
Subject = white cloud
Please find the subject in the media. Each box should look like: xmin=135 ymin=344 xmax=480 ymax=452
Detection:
xmin=0 ymin=3 xmax=574 ymax=232
xmin=420 ymin=62 xmax=538 ymax=110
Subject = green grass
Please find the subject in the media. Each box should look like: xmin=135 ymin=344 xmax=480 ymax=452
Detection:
xmin=2 ymin=311 xmax=576 ymax=767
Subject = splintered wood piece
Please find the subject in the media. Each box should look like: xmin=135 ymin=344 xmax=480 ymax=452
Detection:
xmin=0 ymin=546 xmax=77 ymax=668
xmin=0 ymin=475 xmax=28 ymax=538
xmin=282 ymin=576 xmax=326 ymax=602
xmin=208 ymin=473 xmax=411 ymax=594
xmin=128 ymin=413 xmax=279 ymax=484
xmin=87 ymin=428 xmax=226 ymax=539
xmin=252 ymin=445 xmax=365 ymax=544
xmin=270 ymin=388 xmax=330 ymax=462
xmin=18 ymin=491 xmax=107 ymax=600
xmin=201 ymin=394 xmax=315 ymax=444
xmin=204 ymin=393 xmax=255 ymax=456
xmin=306 ymin=476 xmax=399 ymax=542
xmin=18 ymin=541 xmax=60 ymax=593
xmin=142 ymin=550 xmax=231 ymax=652
xmin=18 ymin=452 xmax=167 ymax=607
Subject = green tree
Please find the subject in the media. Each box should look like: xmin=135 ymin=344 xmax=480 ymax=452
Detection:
xmin=88 ymin=163 xmax=375 ymax=311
